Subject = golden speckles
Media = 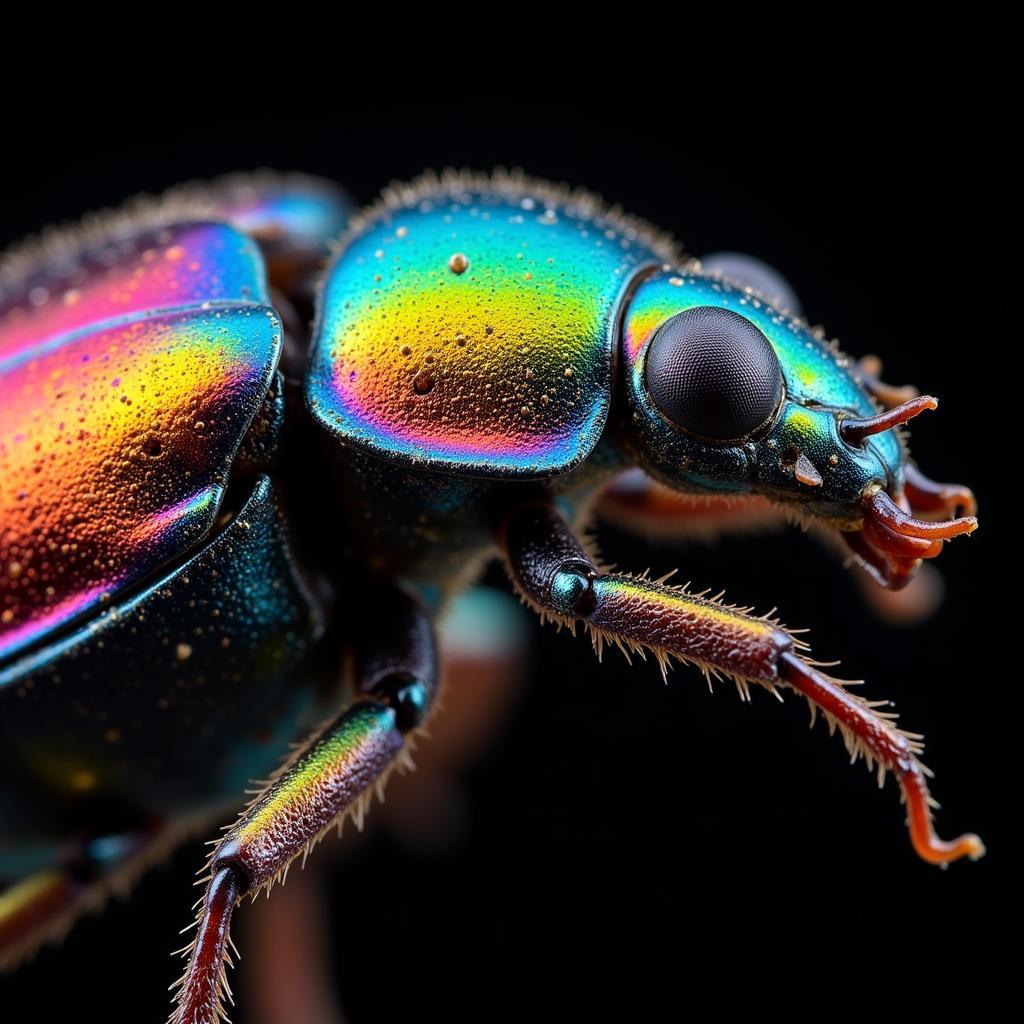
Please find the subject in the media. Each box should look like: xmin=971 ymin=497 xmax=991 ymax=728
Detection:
xmin=541 ymin=394 xmax=550 ymax=405
xmin=525 ymin=368 xmax=535 ymax=380
xmin=400 ymin=344 xmax=412 ymax=356
xmin=104 ymin=727 xmax=122 ymax=744
xmin=164 ymin=245 xmax=185 ymax=262
xmin=396 ymin=226 xmax=408 ymax=239
xmin=564 ymin=367 xmax=574 ymax=378
xmin=455 ymin=333 xmax=467 ymax=347
xmin=374 ymin=274 xmax=382 ymax=283
xmin=668 ymin=276 xmax=684 ymax=287
xmin=374 ymin=249 xmax=385 ymax=259
xmin=1 ymin=609 xmax=13 ymax=624
xmin=7 ymin=562 xmax=23 ymax=579
xmin=520 ymin=406 xmax=531 ymax=416
xmin=63 ymin=288 xmax=82 ymax=307
xmin=70 ymin=770 xmax=98 ymax=792
xmin=828 ymin=453 xmax=839 ymax=466
xmin=524 ymin=272 xmax=533 ymax=281
xmin=448 ymin=252 xmax=469 ymax=275
xmin=176 ymin=642 xmax=193 ymax=661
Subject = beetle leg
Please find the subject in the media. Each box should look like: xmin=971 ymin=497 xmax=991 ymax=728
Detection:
xmin=0 ymin=828 xmax=166 ymax=970
xmin=595 ymin=469 xmax=944 ymax=625
xmin=170 ymin=584 xmax=437 ymax=1024
xmin=500 ymin=502 xmax=984 ymax=866
xmin=242 ymin=863 xmax=343 ymax=1024
xmin=855 ymin=354 xmax=920 ymax=408
xmin=594 ymin=468 xmax=785 ymax=541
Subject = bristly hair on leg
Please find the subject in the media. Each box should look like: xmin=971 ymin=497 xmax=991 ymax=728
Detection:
xmin=168 ymin=707 xmax=423 ymax=1024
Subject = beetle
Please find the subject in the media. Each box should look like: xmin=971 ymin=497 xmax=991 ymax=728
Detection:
xmin=0 ymin=169 xmax=983 ymax=1023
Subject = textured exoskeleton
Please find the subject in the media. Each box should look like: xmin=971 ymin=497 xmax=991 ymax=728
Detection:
xmin=0 ymin=170 xmax=982 ymax=1023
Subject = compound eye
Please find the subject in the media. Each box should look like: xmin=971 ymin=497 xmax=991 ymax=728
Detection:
xmin=644 ymin=306 xmax=784 ymax=441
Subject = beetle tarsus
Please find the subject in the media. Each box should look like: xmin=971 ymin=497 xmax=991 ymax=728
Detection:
xmin=501 ymin=501 xmax=984 ymax=866
xmin=778 ymin=652 xmax=985 ymax=865
xmin=171 ymin=865 xmax=244 ymax=1024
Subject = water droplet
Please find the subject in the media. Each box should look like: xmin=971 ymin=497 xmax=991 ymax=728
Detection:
xmin=448 ymin=252 xmax=469 ymax=274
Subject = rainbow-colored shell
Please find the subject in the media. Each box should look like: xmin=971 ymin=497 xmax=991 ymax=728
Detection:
xmin=307 ymin=175 xmax=673 ymax=475
xmin=0 ymin=221 xmax=281 ymax=662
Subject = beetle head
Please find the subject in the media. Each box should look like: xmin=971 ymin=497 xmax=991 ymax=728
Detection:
xmin=619 ymin=269 xmax=976 ymax=589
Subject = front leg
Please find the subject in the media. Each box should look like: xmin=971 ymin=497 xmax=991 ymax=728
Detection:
xmin=500 ymin=502 xmax=983 ymax=866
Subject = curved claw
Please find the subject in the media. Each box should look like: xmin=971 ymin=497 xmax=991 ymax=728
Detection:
xmin=840 ymin=395 xmax=938 ymax=446
xmin=862 ymin=513 xmax=944 ymax=560
xmin=842 ymin=529 xmax=921 ymax=591
xmin=905 ymin=463 xmax=978 ymax=519
xmin=868 ymin=488 xmax=977 ymax=540
xmin=843 ymin=483 xmax=977 ymax=591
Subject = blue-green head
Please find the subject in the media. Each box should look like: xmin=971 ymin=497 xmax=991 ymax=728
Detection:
xmin=619 ymin=269 xmax=976 ymax=588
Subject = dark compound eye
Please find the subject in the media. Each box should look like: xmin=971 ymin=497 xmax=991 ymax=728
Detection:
xmin=644 ymin=306 xmax=784 ymax=442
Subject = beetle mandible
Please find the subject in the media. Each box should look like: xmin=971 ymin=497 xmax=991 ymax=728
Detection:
xmin=0 ymin=169 xmax=983 ymax=1022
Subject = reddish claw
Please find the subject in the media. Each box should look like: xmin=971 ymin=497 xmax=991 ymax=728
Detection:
xmin=867 ymin=488 xmax=977 ymax=540
xmin=904 ymin=463 xmax=978 ymax=519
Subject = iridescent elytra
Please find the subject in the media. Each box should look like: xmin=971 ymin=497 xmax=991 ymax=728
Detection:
xmin=0 ymin=170 xmax=982 ymax=1023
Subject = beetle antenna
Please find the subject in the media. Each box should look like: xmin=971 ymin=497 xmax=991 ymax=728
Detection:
xmin=839 ymin=395 xmax=937 ymax=445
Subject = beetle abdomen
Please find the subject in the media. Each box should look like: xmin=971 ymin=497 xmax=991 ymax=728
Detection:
xmin=306 ymin=170 xmax=679 ymax=477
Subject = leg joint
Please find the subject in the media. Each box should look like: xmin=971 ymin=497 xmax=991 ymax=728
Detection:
xmin=368 ymin=673 xmax=432 ymax=733
xmin=550 ymin=561 xmax=598 ymax=619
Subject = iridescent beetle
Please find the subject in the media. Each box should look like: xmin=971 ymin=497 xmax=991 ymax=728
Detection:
xmin=0 ymin=170 xmax=983 ymax=1022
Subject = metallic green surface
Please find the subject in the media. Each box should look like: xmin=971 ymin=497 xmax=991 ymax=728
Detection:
xmin=621 ymin=270 xmax=902 ymax=518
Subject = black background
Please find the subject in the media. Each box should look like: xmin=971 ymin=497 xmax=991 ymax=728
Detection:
xmin=2 ymin=15 xmax=1017 ymax=1023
